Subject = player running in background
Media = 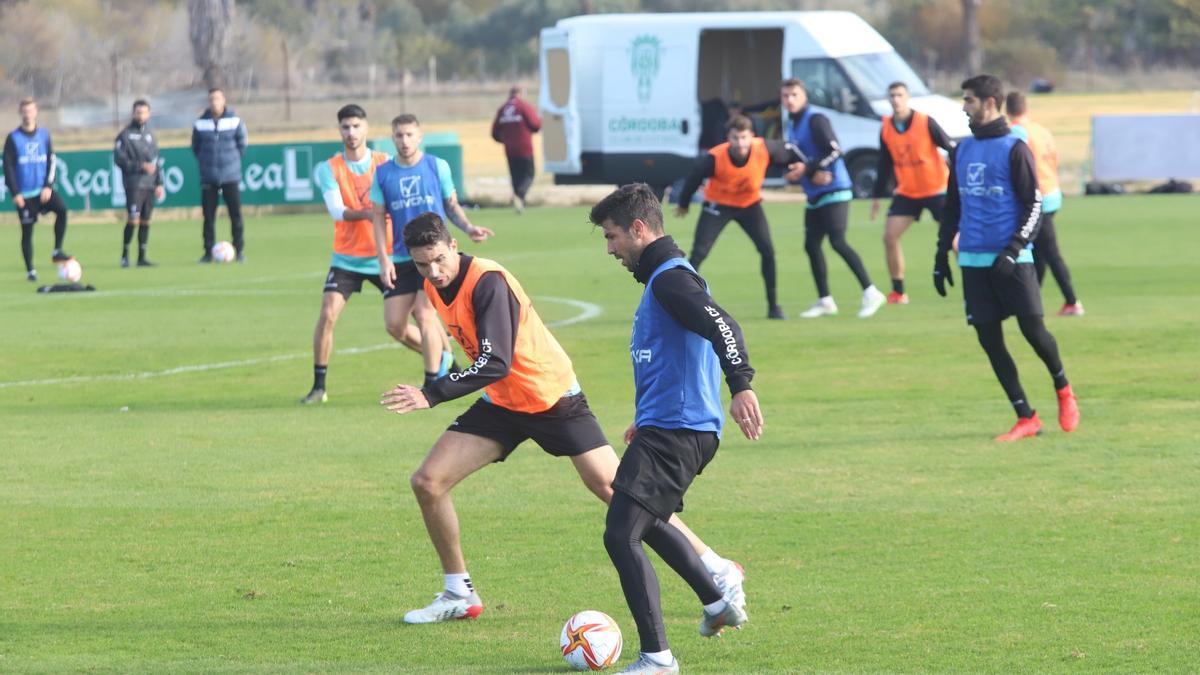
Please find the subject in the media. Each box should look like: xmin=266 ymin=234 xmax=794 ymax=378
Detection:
xmin=869 ymin=81 xmax=956 ymax=304
xmin=380 ymin=212 xmax=745 ymax=626
xmin=591 ymin=184 xmax=760 ymax=674
xmin=934 ymin=74 xmax=1080 ymax=442
xmin=371 ymin=114 xmax=493 ymax=389
xmin=780 ymin=78 xmax=886 ymax=319
xmin=1006 ymin=92 xmax=1083 ymax=316
xmin=301 ymin=104 xmax=454 ymax=404
xmin=113 ymin=99 xmax=164 ymax=268
xmin=4 ymin=97 xmax=70 ymax=281
xmin=673 ymin=114 xmax=805 ymax=320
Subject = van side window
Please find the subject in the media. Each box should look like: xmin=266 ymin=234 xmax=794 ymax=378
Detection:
xmin=791 ymin=58 xmax=859 ymax=115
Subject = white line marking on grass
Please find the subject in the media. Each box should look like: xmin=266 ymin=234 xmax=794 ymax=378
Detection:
xmin=0 ymin=296 xmax=603 ymax=389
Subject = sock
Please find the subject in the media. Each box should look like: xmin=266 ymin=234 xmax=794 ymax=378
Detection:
xmin=699 ymin=548 xmax=726 ymax=575
xmin=1052 ymin=369 xmax=1069 ymax=391
xmin=864 ymin=284 xmax=879 ymax=295
xmin=137 ymin=225 xmax=149 ymax=260
xmin=444 ymin=572 xmax=474 ymax=597
xmin=820 ymin=295 xmax=834 ymax=304
xmin=122 ymin=224 xmax=134 ymax=257
xmin=313 ymin=365 xmax=327 ymax=390
xmin=703 ymin=598 xmax=727 ymax=615
xmin=644 ymin=650 xmax=674 ymax=666
xmin=892 ymin=278 xmax=905 ymax=294
xmin=1013 ymin=398 xmax=1035 ymax=419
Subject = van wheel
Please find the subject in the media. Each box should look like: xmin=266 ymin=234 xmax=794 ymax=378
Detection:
xmin=846 ymin=153 xmax=879 ymax=199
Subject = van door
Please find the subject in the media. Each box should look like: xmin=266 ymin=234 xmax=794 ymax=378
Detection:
xmin=539 ymin=28 xmax=581 ymax=175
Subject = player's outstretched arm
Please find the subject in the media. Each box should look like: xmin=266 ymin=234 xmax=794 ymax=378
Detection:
xmin=443 ymin=193 xmax=493 ymax=242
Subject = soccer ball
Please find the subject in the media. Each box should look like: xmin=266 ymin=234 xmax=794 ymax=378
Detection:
xmin=211 ymin=241 xmax=236 ymax=263
xmin=57 ymin=257 xmax=82 ymax=283
xmin=560 ymin=610 xmax=622 ymax=671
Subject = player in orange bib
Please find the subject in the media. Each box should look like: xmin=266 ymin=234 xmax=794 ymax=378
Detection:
xmin=870 ymin=82 xmax=957 ymax=305
xmin=300 ymin=104 xmax=454 ymax=404
xmin=380 ymin=212 xmax=747 ymax=626
xmin=674 ymin=115 xmax=806 ymax=319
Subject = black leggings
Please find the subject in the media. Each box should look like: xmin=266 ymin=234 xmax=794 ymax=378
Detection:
xmin=16 ymin=191 xmax=68 ymax=271
xmin=804 ymin=200 xmax=871 ymax=297
xmin=689 ymin=201 xmax=777 ymax=308
xmin=201 ymin=182 xmax=244 ymax=253
xmin=1032 ymin=212 xmax=1077 ymax=305
xmin=506 ymin=156 xmax=535 ymax=200
xmin=603 ymin=492 xmax=722 ymax=653
xmin=974 ymin=315 xmax=1066 ymax=417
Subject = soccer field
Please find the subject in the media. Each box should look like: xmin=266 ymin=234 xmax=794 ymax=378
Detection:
xmin=2 ymin=195 xmax=1198 ymax=673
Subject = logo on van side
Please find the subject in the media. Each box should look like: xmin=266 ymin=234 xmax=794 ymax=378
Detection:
xmin=630 ymin=35 xmax=660 ymax=104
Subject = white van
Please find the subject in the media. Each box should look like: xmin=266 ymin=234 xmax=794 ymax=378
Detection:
xmin=538 ymin=11 xmax=969 ymax=197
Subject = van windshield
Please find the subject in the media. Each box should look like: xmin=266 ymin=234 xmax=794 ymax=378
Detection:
xmin=837 ymin=52 xmax=930 ymax=100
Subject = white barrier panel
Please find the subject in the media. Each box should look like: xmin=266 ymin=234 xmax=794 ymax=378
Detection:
xmin=1092 ymin=114 xmax=1200 ymax=181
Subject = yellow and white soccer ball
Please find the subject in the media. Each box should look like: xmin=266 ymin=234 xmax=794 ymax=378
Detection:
xmin=57 ymin=257 xmax=82 ymax=283
xmin=560 ymin=610 xmax=623 ymax=671
xmin=211 ymin=241 xmax=236 ymax=263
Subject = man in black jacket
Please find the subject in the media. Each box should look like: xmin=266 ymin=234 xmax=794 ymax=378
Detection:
xmin=114 ymin=100 xmax=164 ymax=267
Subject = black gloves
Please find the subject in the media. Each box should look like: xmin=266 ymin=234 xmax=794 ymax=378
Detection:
xmin=933 ymin=250 xmax=954 ymax=297
xmin=990 ymin=244 xmax=1022 ymax=280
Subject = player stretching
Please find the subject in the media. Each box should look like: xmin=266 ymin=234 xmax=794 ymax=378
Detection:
xmin=780 ymin=78 xmax=886 ymax=318
xmin=934 ymin=75 xmax=1080 ymax=441
xmin=674 ymin=114 xmax=805 ymax=319
xmin=1007 ymin=92 xmax=1083 ymax=316
xmin=592 ymin=184 xmax=760 ymax=674
xmin=301 ymin=105 xmax=453 ymax=404
xmin=380 ymin=212 xmax=745 ymax=626
xmin=372 ymin=114 xmax=493 ymax=389
xmin=869 ymin=81 xmax=956 ymax=304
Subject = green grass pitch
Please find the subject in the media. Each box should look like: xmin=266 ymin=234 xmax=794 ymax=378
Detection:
xmin=1 ymin=195 xmax=1198 ymax=673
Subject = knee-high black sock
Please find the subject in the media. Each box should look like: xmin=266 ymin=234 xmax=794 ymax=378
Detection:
xmin=313 ymin=365 xmax=327 ymax=390
xmin=137 ymin=225 xmax=150 ymax=261
xmin=53 ymin=212 xmax=66 ymax=251
xmin=122 ymin=223 xmax=134 ymax=257
xmin=604 ymin=492 xmax=670 ymax=654
xmin=1017 ymin=316 xmax=1069 ymax=390
xmin=20 ymin=222 xmax=34 ymax=271
xmin=975 ymin=322 xmax=1033 ymax=418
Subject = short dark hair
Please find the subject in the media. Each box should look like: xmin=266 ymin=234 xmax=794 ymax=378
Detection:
xmin=208 ymin=87 xmax=223 ymax=95
xmin=132 ymin=99 xmax=150 ymax=111
xmin=780 ymin=78 xmax=806 ymax=92
xmin=392 ymin=113 xmax=420 ymax=128
xmin=588 ymin=183 xmax=664 ymax=234
xmin=726 ymin=114 xmax=753 ymax=133
xmin=962 ymin=74 xmax=1004 ymax=111
xmin=403 ymin=212 xmax=452 ymax=250
xmin=1005 ymin=91 xmax=1027 ymax=117
xmin=888 ymin=81 xmax=908 ymax=92
xmin=337 ymin=104 xmax=367 ymax=122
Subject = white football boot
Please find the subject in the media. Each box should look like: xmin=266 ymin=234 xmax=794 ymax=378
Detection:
xmin=799 ymin=297 xmax=838 ymax=319
xmin=618 ymin=653 xmax=680 ymax=674
xmin=402 ymin=591 xmax=484 ymax=624
xmin=857 ymin=285 xmax=887 ymax=318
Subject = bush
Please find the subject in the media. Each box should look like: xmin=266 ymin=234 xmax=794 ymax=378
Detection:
xmin=985 ymin=37 xmax=1064 ymax=89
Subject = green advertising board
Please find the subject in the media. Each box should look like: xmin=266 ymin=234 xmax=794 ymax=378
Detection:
xmin=0 ymin=138 xmax=465 ymax=211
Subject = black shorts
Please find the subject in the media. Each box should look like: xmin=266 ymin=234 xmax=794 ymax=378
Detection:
xmin=323 ymin=266 xmax=386 ymax=300
xmin=611 ymin=426 xmax=719 ymax=521
xmin=888 ymin=194 xmax=945 ymax=222
xmin=450 ymin=392 xmax=609 ymax=461
xmin=962 ymin=264 xmax=1043 ymax=325
xmin=126 ymin=189 xmax=156 ymax=223
xmin=386 ymin=259 xmax=424 ymax=297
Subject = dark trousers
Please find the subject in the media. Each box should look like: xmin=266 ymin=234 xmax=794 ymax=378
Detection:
xmin=1032 ymin=212 xmax=1078 ymax=305
xmin=15 ymin=190 xmax=68 ymax=271
xmin=974 ymin=316 xmax=1066 ymax=418
xmin=689 ymin=201 xmax=778 ymax=309
xmin=804 ymin=200 xmax=871 ymax=297
xmin=201 ymin=182 xmax=244 ymax=253
xmin=506 ymin=156 xmax=535 ymax=200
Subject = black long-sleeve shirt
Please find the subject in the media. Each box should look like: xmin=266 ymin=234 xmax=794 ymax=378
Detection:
xmin=872 ymin=113 xmax=957 ymax=198
xmin=676 ymin=139 xmax=806 ymax=206
xmin=938 ymin=116 xmax=1042 ymax=256
xmin=633 ymin=236 xmax=755 ymax=394
xmin=421 ymin=255 xmax=522 ymax=408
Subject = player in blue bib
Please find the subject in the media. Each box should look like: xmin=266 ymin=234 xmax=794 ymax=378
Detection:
xmin=3 ymin=98 xmax=70 ymax=281
xmin=370 ymin=113 xmax=493 ymax=387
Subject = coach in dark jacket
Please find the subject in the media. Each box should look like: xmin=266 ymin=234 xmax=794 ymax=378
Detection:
xmin=114 ymin=99 xmax=164 ymax=266
xmin=191 ymin=88 xmax=248 ymax=262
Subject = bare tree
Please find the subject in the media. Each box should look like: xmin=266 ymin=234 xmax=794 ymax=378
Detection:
xmin=962 ymin=0 xmax=983 ymax=77
xmin=189 ymin=0 xmax=236 ymax=90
